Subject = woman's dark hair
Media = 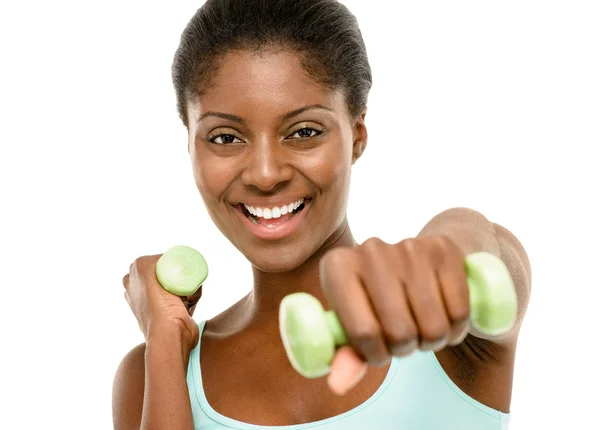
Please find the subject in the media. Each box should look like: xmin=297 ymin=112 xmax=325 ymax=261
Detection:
xmin=172 ymin=0 xmax=372 ymax=126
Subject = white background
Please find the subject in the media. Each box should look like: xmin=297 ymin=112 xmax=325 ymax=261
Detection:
xmin=1 ymin=1 xmax=598 ymax=428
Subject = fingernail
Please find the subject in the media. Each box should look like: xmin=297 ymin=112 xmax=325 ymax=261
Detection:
xmin=328 ymin=362 xmax=368 ymax=396
xmin=350 ymin=363 xmax=368 ymax=388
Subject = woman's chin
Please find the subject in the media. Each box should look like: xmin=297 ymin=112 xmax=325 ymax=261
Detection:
xmin=246 ymin=247 xmax=314 ymax=273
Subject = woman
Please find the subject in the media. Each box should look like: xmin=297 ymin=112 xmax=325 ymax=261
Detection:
xmin=113 ymin=1 xmax=531 ymax=429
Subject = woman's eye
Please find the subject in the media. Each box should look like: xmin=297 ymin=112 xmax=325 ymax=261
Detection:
xmin=289 ymin=127 xmax=322 ymax=139
xmin=209 ymin=134 xmax=242 ymax=144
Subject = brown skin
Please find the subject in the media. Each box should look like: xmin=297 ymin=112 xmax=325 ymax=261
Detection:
xmin=113 ymin=48 xmax=531 ymax=428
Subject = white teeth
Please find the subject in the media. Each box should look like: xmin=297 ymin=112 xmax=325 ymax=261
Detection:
xmin=243 ymin=198 xmax=305 ymax=219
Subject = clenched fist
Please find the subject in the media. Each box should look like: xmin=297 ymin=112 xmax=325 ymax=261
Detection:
xmin=319 ymin=235 xmax=471 ymax=394
xmin=122 ymin=255 xmax=203 ymax=349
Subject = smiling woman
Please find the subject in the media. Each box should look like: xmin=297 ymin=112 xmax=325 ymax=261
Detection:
xmin=113 ymin=1 xmax=531 ymax=429
xmin=186 ymin=48 xmax=362 ymax=272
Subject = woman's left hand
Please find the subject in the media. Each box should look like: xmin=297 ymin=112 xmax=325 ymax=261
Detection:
xmin=319 ymin=235 xmax=471 ymax=395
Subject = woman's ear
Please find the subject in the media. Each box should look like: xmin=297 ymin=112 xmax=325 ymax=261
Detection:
xmin=352 ymin=109 xmax=368 ymax=164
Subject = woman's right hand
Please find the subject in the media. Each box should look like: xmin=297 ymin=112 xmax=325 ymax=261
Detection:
xmin=122 ymin=254 xmax=203 ymax=349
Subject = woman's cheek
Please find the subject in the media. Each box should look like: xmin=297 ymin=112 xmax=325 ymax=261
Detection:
xmin=315 ymin=138 xmax=352 ymax=191
xmin=192 ymin=150 xmax=230 ymax=200
xmin=304 ymin=141 xmax=353 ymax=229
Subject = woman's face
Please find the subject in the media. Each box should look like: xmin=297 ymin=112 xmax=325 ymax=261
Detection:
xmin=186 ymin=48 xmax=367 ymax=272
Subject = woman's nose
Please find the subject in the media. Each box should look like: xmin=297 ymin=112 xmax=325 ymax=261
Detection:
xmin=240 ymin=136 xmax=294 ymax=191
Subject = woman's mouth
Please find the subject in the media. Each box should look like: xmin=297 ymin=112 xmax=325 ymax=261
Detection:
xmin=233 ymin=197 xmax=312 ymax=240
xmin=241 ymin=197 xmax=308 ymax=223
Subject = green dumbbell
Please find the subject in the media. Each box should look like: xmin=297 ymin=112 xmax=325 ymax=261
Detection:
xmin=155 ymin=245 xmax=208 ymax=296
xmin=278 ymin=251 xmax=518 ymax=378
xmin=137 ymin=245 xmax=208 ymax=331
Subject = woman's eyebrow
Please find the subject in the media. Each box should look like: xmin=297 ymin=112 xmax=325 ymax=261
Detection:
xmin=197 ymin=104 xmax=333 ymax=126
xmin=280 ymin=104 xmax=333 ymax=121
xmin=198 ymin=111 xmax=245 ymax=124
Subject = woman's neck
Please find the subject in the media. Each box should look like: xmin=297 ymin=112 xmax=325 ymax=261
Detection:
xmin=243 ymin=219 xmax=356 ymax=326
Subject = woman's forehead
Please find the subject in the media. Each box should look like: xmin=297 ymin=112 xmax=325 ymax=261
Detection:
xmin=205 ymin=49 xmax=325 ymax=96
xmin=190 ymin=49 xmax=347 ymax=122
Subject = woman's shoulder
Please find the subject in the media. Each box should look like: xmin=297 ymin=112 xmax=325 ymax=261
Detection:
xmin=112 ymin=342 xmax=146 ymax=427
xmin=114 ymin=342 xmax=146 ymax=388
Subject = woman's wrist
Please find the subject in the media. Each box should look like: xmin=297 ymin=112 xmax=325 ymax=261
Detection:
xmin=145 ymin=319 xmax=199 ymax=357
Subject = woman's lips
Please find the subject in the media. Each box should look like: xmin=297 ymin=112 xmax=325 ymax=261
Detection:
xmin=233 ymin=198 xmax=311 ymax=240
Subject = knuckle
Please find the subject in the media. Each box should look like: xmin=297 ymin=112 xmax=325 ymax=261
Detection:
xmin=362 ymin=237 xmax=385 ymax=252
xmin=131 ymin=258 xmax=143 ymax=273
xmin=361 ymin=238 xmax=394 ymax=266
xmin=450 ymin=306 xmax=470 ymax=323
xmin=131 ymin=255 xmax=157 ymax=276
xmin=133 ymin=256 xmax=149 ymax=268
xmin=385 ymin=323 xmax=418 ymax=346
xmin=399 ymin=238 xmax=425 ymax=260
xmin=386 ymin=333 xmax=417 ymax=352
xmin=350 ymin=324 xmax=382 ymax=344
xmin=322 ymin=247 xmax=350 ymax=265
xmin=421 ymin=321 xmax=450 ymax=342
xmin=436 ymin=235 xmax=463 ymax=262
xmin=431 ymin=234 xmax=453 ymax=249
xmin=423 ymin=235 xmax=447 ymax=261
xmin=349 ymin=328 xmax=389 ymax=365
xmin=400 ymin=238 xmax=418 ymax=253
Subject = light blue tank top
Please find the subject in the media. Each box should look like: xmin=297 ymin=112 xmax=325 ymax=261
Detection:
xmin=186 ymin=320 xmax=510 ymax=429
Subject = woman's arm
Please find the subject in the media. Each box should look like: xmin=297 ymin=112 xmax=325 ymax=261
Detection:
xmin=114 ymin=253 xmax=202 ymax=430
xmin=112 ymin=328 xmax=195 ymax=430
xmin=417 ymin=206 xmax=532 ymax=343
